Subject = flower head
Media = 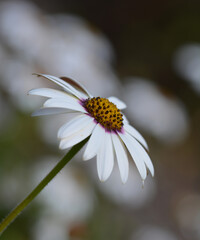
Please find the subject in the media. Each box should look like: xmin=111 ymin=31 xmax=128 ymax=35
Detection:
xmin=29 ymin=74 xmax=154 ymax=183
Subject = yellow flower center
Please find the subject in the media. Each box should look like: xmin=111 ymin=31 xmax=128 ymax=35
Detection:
xmin=84 ymin=97 xmax=123 ymax=131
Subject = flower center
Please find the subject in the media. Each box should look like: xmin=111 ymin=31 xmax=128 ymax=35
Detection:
xmin=84 ymin=97 xmax=123 ymax=131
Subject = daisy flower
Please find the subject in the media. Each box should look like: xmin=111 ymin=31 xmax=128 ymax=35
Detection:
xmin=29 ymin=74 xmax=154 ymax=183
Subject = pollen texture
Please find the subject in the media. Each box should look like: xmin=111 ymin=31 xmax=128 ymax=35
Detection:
xmin=84 ymin=97 xmax=123 ymax=131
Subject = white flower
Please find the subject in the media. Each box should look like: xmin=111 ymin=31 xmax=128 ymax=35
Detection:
xmin=29 ymin=74 xmax=154 ymax=183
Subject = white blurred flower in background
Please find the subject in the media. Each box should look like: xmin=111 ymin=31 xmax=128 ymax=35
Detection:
xmin=32 ymin=157 xmax=94 ymax=239
xmin=97 ymin=164 xmax=156 ymax=209
xmin=0 ymin=0 xmax=46 ymax=57
xmin=131 ymin=225 xmax=178 ymax=240
xmin=40 ymin=14 xmax=120 ymax=97
xmin=33 ymin=158 xmax=94 ymax=223
xmin=174 ymin=43 xmax=200 ymax=94
xmin=123 ymin=78 xmax=189 ymax=144
xmin=0 ymin=58 xmax=44 ymax=111
xmin=33 ymin=217 xmax=69 ymax=240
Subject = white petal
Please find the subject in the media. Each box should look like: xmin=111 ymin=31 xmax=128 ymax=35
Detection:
xmin=108 ymin=96 xmax=127 ymax=109
xmin=58 ymin=115 xmax=93 ymax=139
xmin=126 ymin=133 xmax=154 ymax=176
xmin=43 ymin=98 xmax=86 ymax=113
xmin=83 ymin=124 xmax=105 ymax=161
xmin=123 ymin=131 xmax=154 ymax=177
xmin=60 ymin=76 xmax=93 ymax=98
xmin=29 ymin=88 xmax=76 ymax=100
xmin=97 ymin=131 xmax=114 ymax=181
xmin=112 ymin=133 xmax=129 ymax=183
xmin=124 ymin=124 xmax=149 ymax=150
xmin=32 ymin=107 xmax=72 ymax=116
xmin=119 ymin=132 xmax=147 ymax=180
xmin=123 ymin=114 xmax=129 ymax=124
xmin=59 ymin=121 xmax=96 ymax=149
xmin=124 ymin=132 xmax=154 ymax=176
xmin=33 ymin=73 xmax=87 ymax=99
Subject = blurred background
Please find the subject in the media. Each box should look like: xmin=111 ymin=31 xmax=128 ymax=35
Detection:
xmin=0 ymin=0 xmax=200 ymax=239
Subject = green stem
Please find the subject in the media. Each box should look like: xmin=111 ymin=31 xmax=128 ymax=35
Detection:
xmin=0 ymin=137 xmax=89 ymax=235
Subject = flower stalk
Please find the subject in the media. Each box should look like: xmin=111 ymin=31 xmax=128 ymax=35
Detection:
xmin=0 ymin=137 xmax=89 ymax=235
